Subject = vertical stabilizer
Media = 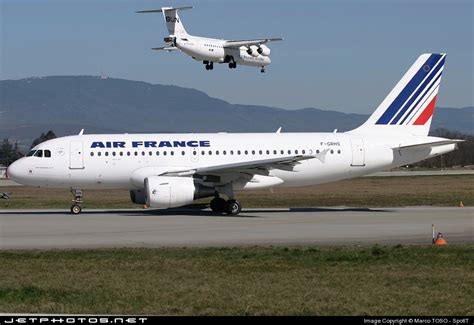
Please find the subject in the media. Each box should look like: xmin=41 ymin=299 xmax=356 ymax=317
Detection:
xmin=349 ymin=53 xmax=446 ymax=136
xmin=136 ymin=6 xmax=192 ymax=37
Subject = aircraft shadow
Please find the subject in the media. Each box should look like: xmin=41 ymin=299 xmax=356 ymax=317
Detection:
xmin=0 ymin=206 xmax=394 ymax=217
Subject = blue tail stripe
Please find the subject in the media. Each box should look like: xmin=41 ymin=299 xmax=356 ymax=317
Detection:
xmin=390 ymin=57 xmax=445 ymax=125
xmin=375 ymin=54 xmax=443 ymax=125
xmin=399 ymin=72 xmax=442 ymax=125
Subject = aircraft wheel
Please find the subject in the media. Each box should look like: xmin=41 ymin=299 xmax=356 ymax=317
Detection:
xmin=225 ymin=199 xmax=242 ymax=215
xmin=205 ymin=65 xmax=210 ymax=71
xmin=70 ymin=204 xmax=82 ymax=215
xmin=210 ymin=197 xmax=226 ymax=213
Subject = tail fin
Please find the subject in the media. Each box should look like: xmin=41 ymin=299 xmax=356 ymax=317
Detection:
xmin=349 ymin=53 xmax=446 ymax=136
xmin=137 ymin=6 xmax=192 ymax=37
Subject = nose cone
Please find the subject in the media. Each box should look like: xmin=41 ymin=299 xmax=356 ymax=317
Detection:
xmin=7 ymin=159 xmax=24 ymax=184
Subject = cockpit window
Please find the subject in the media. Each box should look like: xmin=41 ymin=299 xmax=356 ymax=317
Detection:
xmin=44 ymin=150 xmax=51 ymax=158
xmin=34 ymin=150 xmax=43 ymax=157
xmin=27 ymin=150 xmax=36 ymax=157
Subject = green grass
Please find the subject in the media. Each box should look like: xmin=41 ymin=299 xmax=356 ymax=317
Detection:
xmin=0 ymin=175 xmax=473 ymax=209
xmin=0 ymin=245 xmax=473 ymax=315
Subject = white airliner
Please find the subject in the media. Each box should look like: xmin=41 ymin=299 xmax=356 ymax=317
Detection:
xmin=137 ymin=6 xmax=283 ymax=73
xmin=8 ymin=53 xmax=461 ymax=215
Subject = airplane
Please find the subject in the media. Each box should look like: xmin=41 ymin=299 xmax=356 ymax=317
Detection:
xmin=7 ymin=53 xmax=462 ymax=215
xmin=136 ymin=6 xmax=283 ymax=73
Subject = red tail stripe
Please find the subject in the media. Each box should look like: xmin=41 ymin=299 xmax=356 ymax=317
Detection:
xmin=413 ymin=95 xmax=437 ymax=125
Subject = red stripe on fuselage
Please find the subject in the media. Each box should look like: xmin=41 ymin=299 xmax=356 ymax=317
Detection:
xmin=413 ymin=95 xmax=437 ymax=125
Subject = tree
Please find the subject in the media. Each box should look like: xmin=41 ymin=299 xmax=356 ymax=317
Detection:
xmin=31 ymin=130 xmax=57 ymax=149
xmin=0 ymin=139 xmax=23 ymax=166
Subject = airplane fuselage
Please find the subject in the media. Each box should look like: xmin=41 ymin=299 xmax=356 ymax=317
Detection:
xmin=8 ymin=132 xmax=454 ymax=191
xmin=176 ymin=35 xmax=272 ymax=67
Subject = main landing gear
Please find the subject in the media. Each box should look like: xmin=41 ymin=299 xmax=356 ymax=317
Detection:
xmin=70 ymin=189 xmax=83 ymax=214
xmin=228 ymin=61 xmax=237 ymax=69
xmin=204 ymin=60 xmax=214 ymax=71
xmin=210 ymin=195 xmax=242 ymax=215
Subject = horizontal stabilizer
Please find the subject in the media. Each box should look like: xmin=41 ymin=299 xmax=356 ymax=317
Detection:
xmin=394 ymin=139 xmax=464 ymax=150
xmin=136 ymin=6 xmax=193 ymax=14
xmin=151 ymin=46 xmax=179 ymax=51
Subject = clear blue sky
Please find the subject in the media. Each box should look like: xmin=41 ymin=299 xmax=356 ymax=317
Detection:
xmin=1 ymin=0 xmax=473 ymax=113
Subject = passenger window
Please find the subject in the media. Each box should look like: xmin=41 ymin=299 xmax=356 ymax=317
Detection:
xmin=216 ymin=151 xmax=219 ymax=155
xmin=105 ymin=152 xmax=109 ymax=156
xmin=120 ymin=152 xmax=123 ymax=156
xmin=230 ymin=150 xmax=234 ymax=155
xmin=208 ymin=151 xmax=212 ymax=155
xmin=149 ymin=151 xmax=152 ymax=156
xmin=252 ymin=150 xmax=255 ymax=155
xmin=245 ymin=150 xmax=248 ymax=155
xmin=273 ymin=150 xmax=277 ymax=155
xmin=141 ymin=151 xmax=145 ymax=156
xmin=112 ymin=152 xmax=116 ymax=156
xmin=281 ymin=150 xmax=284 ymax=155
xmin=156 ymin=151 xmax=159 ymax=156
xmin=98 ymin=152 xmax=102 ymax=157
xmin=171 ymin=151 xmax=174 ymax=156
xmin=181 ymin=151 xmax=185 ymax=156
xmin=90 ymin=152 xmax=94 ymax=157
xmin=127 ymin=152 xmax=131 ymax=156
xmin=295 ymin=150 xmax=299 ymax=154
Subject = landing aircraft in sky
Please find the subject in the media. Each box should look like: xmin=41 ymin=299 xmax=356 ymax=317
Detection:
xmin=7 ymin=53 xmax=461 ymax=215
xmin=136 ymin=6 xmax=283 ymax=73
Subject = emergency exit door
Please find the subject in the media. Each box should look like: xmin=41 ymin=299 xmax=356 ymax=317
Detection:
xmin=350 ymin=138 xmax=365 ymax=167
xmin=70 ymin=141 xmax=84 ymax=169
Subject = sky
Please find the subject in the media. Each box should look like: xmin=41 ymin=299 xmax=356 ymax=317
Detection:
xmin=1 ymin=0 xmax=473 ymax=114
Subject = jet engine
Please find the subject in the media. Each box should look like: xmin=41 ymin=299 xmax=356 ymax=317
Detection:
xmin=246 ymin=45 xmax=260 ymax=57
xmin=144 ymin=176 xmax=214 ymax=208
xmin=130 ymin=189 xmax=147 ymax=205
xmin=257 ymin=45 xmax=271 ymax=56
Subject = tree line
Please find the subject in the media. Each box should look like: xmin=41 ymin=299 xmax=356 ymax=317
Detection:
xmin=0 ymin=131 xmax=56 ymax=166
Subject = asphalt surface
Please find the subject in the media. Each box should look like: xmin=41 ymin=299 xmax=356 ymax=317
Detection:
xmin=0 ymin=207 xmax=472 ymax=249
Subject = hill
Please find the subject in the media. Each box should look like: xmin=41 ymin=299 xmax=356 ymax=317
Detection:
xmin=1 ymin=76 xmax=472 ymax=148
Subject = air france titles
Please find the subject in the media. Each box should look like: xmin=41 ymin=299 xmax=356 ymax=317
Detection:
xmin=90 ymin=140 xmax=211 ymax=149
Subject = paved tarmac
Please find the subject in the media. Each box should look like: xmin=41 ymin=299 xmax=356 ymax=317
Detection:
xmin=0 ymin=207 xmax=472 ymax=249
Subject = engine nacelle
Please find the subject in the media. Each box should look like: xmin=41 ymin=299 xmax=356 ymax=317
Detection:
xmin=247 ymin=45 xmax=260 ymax=57
xmin=145 ymin=176 xmax=195 ymax=208
xmin=144 ymin=176 xmax=215 ymax=209
xmin=257 ymin=45 xmax=270 ymax=56
xmin=130 ymin=189 xmax=146 ymax=205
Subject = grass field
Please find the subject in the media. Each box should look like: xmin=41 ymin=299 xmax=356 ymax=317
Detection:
xmin=0 ymin=175 xmax=473 ymax=209
xmin=0 ymin=245 xmax=472 ymax=315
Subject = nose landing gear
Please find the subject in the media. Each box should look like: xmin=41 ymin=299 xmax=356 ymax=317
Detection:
xmin=70 ymin=189 xmax=83 ymax=214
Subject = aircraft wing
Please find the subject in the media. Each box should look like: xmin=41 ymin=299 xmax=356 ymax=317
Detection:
xmin=151 ymin=46 xmax=179 ymax=51
xmin=159 ymin=155 xmax=315 ymax=177
xmin=223 ymin=38 xmax=283 ymax=48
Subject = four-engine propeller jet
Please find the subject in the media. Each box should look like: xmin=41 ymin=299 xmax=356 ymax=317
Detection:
xmin=137 ymin=6 xmax=283 ymax=73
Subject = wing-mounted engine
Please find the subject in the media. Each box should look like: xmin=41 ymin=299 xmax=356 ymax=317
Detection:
xmin=144 ymin=176 xmax=215 ymax=208
xmin=246 ymin=45 xmax=260 ymax=57
xmin=257 ymin=45 xmax=270 ymax=56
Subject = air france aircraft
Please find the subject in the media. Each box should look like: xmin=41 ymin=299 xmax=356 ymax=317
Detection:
xmin=137 ymin=6 xmax=283 ymax=73
xmin=8 ymin=53 xmax=462 ymax=215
